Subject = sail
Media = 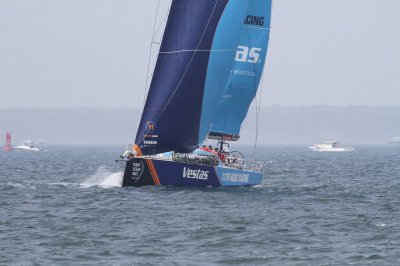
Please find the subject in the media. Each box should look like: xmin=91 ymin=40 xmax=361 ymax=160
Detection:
xmin=135 ymin=0 xmax=249 ymax=155
xmin=209 ymin=0 xmax=272 ymax=140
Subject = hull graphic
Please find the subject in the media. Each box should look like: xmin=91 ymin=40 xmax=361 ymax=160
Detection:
xmin=122 ymin=158 xmax=262 ymax=187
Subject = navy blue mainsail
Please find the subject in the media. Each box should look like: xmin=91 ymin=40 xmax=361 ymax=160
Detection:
xmin=135 ymin=0 xmax=248 ymax=155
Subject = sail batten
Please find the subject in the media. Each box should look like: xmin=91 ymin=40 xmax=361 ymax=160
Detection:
xmin=160 ymin=49 xmax=238 ymax=54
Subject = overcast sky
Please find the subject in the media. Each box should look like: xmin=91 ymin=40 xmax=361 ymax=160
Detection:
xmin=0 ymin=0 xmax=399 ymax=108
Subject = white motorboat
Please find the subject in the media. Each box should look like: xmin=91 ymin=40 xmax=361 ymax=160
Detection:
xmin=14 ymin=140 xmax=40 ymax=152
xmin=390 ymin=137 xmax=400 ymax=144
xmin=309 ymin=139 xmax=354 ymax=152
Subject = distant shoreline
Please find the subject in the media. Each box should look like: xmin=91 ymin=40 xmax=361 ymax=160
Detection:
xmin=1 ymin=106 xmax=400 ymax=145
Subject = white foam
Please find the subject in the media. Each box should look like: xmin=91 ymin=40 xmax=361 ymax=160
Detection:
xmin=47 ymin=182 xmax=77 ymax=187
xmin=80 ymin=166 xmax=123 ymax=188
xmin=254 ymin=183 xmax=270 ymax=188
xmin=6 ymin=182 xmax=36 ymax=189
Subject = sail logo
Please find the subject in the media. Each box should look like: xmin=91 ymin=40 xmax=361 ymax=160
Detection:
xmin=183 ymin=167 xmax=209 ymax=180
xmin=143 ymin=140 xmax=157 ymax=145
xmin=244 ymin=15 xmax=265 ymax=27
xmin=145 ymin=121 xmax=156 ymax=132
xmin=235 ymin=46 xmax=262 ymax=64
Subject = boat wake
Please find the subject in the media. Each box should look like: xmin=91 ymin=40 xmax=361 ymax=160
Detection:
xmin=80 ymin=166 xmax=123 ymax=188
xmin=254 ymin=183 xmax=271 ymax=189
xmin=6 ymin=181 xmax=37 ymax=189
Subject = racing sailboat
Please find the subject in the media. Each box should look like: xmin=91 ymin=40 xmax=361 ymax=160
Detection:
xmin=121 ymin=0 xmax=273 ymax=187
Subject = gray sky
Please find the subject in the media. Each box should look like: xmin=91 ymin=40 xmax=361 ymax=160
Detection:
xmin=0 ymin=0 xmax=399 ymax=108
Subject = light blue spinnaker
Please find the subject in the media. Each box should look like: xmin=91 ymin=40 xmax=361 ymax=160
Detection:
xmin=209 ymin=0 xmax=272 ymax=140
xmin=198 ymin=1 xmax=250 ymax=145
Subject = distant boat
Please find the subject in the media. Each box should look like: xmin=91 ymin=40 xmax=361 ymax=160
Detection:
xmin=3 ymin=132 xmax=13 ymax=152
xmin=309 ymin=139 xmax=354 ymax=152
xmin=14 ymin=140 xmax=40 ymax=152
xmin=390 ymin=137 xmax=400 ymax=144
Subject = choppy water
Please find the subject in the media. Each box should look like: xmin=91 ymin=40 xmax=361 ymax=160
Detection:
xmin=1 ymin=145 xmax=400 ymax=265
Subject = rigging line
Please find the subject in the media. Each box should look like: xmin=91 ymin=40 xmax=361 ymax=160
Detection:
xmin=135 ymin=0 xmax=172 ymax=146
xmin=142 ymin=0 xmax=162 ymax=107
xmin=252 ymin=0 xmax=273 ymax=160
xmin=133 ymin=0 xmax=163 ymax=145
xmin=241 ymin=19 xmax=260 ymax=163
xmin=252 ymin=39 xmax=270 ymax=164
xmin=153 ymin=1 xmax=172 ymax=40
xmin=132 ymin=0 xmax=162 ymax=146
xmin=252 ymin=0 xmax=274 ymax=161
xmin=156 ymin=1 xmax=219 ymax=114
xmin=252 ymin=61 xmax=260 ymax=164
xmin=253 ymin=27 xmax=271 ymax=162
xmin=254 ymin=67 xmax=265 ymax=165
xmin=144 ymin=0 xmax=173 ymax=103
xmin=136 ymin=0 xmax=221 ymax=146
xmin=204 ymin=123 xmax=214 ymax=146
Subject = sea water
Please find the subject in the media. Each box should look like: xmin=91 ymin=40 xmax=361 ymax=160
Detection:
xmin=1 ymin=145 xmax=399 ymax=265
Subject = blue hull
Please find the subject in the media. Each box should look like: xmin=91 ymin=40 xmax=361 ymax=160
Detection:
xmin=122 ymin=158 xmax=262 ymax=187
